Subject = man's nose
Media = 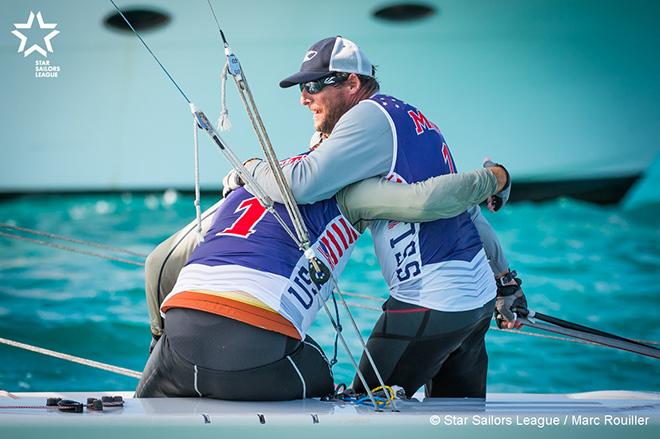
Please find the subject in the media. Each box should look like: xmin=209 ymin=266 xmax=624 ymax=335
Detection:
xmin=300 ymin=89 xmax=312 ymax=106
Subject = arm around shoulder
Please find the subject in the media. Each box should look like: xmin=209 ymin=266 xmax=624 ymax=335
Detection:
xmin=338 ymin=167 xmax=499 ymax=227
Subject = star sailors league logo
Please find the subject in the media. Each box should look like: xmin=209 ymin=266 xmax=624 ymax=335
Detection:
xmin=11 ymin=11 xmax=61 ymax=78
xmin=12 ymin=11 xmax=59 ymax=57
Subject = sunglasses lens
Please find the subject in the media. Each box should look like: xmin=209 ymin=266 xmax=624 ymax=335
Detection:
xmin=300 ymin=75 xmax=345 ymax=94
xmin=300 ymin=81 xmax=320 ymax=94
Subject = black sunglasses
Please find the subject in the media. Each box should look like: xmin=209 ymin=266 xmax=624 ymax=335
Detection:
xmin=299 ymin=74 xmax=348 ymax=94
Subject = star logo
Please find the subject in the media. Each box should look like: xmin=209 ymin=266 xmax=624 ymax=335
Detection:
xmin=11 ymin=11 xmax=60 ymax=58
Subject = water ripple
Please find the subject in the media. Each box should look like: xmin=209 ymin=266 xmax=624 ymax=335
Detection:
xmin=0 ymin=194 xmax=658 ymax=393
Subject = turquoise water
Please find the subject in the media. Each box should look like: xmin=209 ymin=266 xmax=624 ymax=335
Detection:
xmin=0 ymin=193 xmax=658 ymax=394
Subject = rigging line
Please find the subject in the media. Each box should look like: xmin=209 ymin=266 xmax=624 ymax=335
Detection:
xmin=3 ymin=221 xmax=659 ymax=350
xmin=107 ymin=0 xmax=307 ymax=254
xmin=107 ymin=0 xmax=302 ymax=248
xmin=617 ymin=337 xmax=659 ymax=347
xmin=344 ymin=302 xmax=381 ymax=312
xmin=330 ymin=275 xmax=399 ymax=412
xmin=192 ymin=117 xmax=204 ymax=243
xmin=342 ymin=291 xmax=384 ymax=303
xmin=337 ymin=303 xmax=660 ymax=354
xmin=205 ymin=4 xmax=312 ymax=250
xmin=0 ymin=232 xmax=145 ymax=267
xmin=206 ymin=0 xmax=228 ymax=46
xmin=0 ymin=223 xmax=148 ymax=258
xmin=108 ymin=0 xmax=191 ymax=104
xmin=234 ymin=66 xmax=312 ymax=248
xmin=495 ymin=326 xmax=609 ymax=346
xmin=190 ymin=109 xmax=303 ymax=247
xmin=225 ymin=65 xmax=311 ymax=248
xmin=318 ymin=295 xmax=381 ymax=410
xmin=0 ymin=337 xmax=142 ymax=379
xmin=531 ymin=311 xmax=657 ymax=350
xmin=519 ymin=317 xmax=660 ymax=359
xmin=6 ymin=223 xmax=660 ymax=350
xmin=343 ymin=298 xmax=660 ymax=350
xmin=503 ymin=327 xmax=659 ymax=348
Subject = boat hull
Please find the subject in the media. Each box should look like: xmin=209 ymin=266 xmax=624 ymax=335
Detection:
xmin=2 ymin=391 xmax=659 ymax=438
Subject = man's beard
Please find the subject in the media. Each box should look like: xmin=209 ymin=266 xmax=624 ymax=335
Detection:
xmin=317 ymin=95 xmax=352 ymax=136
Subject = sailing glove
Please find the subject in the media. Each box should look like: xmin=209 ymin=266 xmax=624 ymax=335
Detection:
xmin=495 ymin=271 xmax=527 ymax=329
xmin=483 ymin=158 xmax=511 ymax=212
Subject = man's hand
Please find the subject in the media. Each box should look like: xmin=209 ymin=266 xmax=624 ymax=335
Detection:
xmin=483 ymin=158 xmax=511 ymax=212
xmin=221 ymin=158 xmax=263 ymax=198
xmin=222 ymin=169 xmax=243 ymax=198
xmin=489 ymin=166 xmax=509 ymax=192
xmin=495 ymin=271 xmax=527 ymax=329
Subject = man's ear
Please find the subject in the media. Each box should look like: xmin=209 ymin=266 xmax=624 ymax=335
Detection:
xmin=346 ymin=73 xmax=362 ymax=94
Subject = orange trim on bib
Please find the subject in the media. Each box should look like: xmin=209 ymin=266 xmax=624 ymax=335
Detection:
xmin=161 ymin=291 xmax=301 ymax=340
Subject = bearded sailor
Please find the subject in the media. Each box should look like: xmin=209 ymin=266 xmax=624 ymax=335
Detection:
xmin=242 ymin=36 xmax=527 ymax=398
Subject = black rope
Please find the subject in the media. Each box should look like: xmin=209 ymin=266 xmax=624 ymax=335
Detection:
xmin=329 ymin=289 xmax=342 ymax=367
xmin=109 ymin=0 xmax=191 ymax=104
xmin=206 ymin=0 xmax=229 ymax=46
xmin=533 ymin=311 xmax=659 ymax=351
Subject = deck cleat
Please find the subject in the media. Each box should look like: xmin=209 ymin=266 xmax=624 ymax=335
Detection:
xmin=46 ymin=397 xmax=61 ymax=407
xmin=57 ymin=399 xmax=83 ymax=413
xmin=87 ymin=398 xmax=103 ymax=411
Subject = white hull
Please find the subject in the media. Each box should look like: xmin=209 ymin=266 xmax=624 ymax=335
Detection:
xmin=2 ymin=1 xmax=660 ymax=193
xmin=2 ymin=391 xmax=659 ymax=437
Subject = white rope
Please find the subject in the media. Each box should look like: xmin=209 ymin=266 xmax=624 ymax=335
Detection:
xmin=495 ymin=326 xmax=602 ymax=345
xmin=342 ymin=291 xmax=383 ymax=303
xmin=0 ymin=223 xmax=148 ymax=257
xmin=217 ymin=62 xmax=231 ymax=131
xmin=192 ymin=115 xmax=204 ymax=245
xmin=0 ymin=337 xmax=142 ymax=379
xmin=0 ymin=231 xmax=145 ymax=267
xmin=4 ymin=225 xmax=659 ymax=351
xmin=347 ymin=300 xmax=660 ymax=349
xmin=345 ymin=301 xmax=381 ymax=312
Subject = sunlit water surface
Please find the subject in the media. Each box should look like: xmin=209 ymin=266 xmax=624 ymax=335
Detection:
xmin=1 ymin=192 xmax=658 ymax=394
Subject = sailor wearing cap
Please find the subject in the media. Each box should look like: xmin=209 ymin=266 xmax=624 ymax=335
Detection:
xmin=245 ymin=36 xmax=527 ymax=398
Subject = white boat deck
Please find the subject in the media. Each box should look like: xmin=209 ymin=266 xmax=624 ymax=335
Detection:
xmin=1 ymin=390 xmax=659 ymax=438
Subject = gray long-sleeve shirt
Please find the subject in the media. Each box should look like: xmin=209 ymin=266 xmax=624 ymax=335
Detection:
xmin=251 ymin=98 xmax=510 ymax=274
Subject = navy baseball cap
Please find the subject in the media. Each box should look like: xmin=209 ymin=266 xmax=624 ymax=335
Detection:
xmin=279 ymin=36 xmax=374 ymax=88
